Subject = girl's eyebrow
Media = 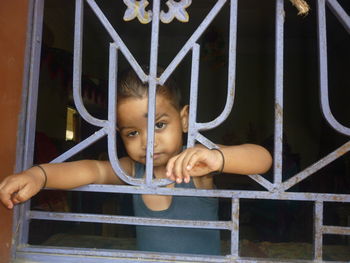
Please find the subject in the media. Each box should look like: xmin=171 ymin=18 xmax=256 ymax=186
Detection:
xmin=119 ymin=126 xmax=133 ymax=133
xmin=119 ymin=113 xmax=169 ymax=132
xmin=143 ymin=113 xmax=169 ymax=120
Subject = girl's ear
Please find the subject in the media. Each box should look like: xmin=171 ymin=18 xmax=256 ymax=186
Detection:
xmin=180 ymin=105 xmax=189 ymax=133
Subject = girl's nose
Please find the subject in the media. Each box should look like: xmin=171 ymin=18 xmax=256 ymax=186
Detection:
xmin=141 ymin=133 xmax=147 ymax=150
xmin=141 ymin=133 xmax=158 ymax=150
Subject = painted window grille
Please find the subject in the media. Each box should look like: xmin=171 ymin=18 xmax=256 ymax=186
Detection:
xmin=13 ymin=0 xmax=350 ymax=262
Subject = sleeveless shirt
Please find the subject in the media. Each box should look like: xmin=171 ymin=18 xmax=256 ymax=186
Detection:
xmin=132 ymin=162 xmax=221 ymax=255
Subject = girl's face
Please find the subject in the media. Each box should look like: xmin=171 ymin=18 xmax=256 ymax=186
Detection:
xmin=117 ymin=94 xmax=188 ymax=167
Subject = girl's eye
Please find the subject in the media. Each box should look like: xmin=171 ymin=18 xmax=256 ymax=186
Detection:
xmin=155 ymin=122 xmax=166 ymax=130
xmin=127 ymin=131 xmax=138 ymax=137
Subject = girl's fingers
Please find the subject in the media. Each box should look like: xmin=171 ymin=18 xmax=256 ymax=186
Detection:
xmin=173 ymin=153 xmax=187 ymax=183
xmin=0 ymin=182 xmax=19 ymax=209
xmin=166 ymin=156 xmax=177 ymax=181
xmin=0 ymin=175 xmax=41 ymax=209
xmin=0 ymin=192 xmax=13 ymax=209
xmin=166 ymin=147 xmax=219 ymax=183
xmin=182 ymin=151 xmax=198 ymax=183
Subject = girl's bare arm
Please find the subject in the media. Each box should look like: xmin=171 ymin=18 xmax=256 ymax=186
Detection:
xmin=0 ymin=158 xmax=131 ymax=209
xmin=219 ymin=144 xmax=272 ymax=175
xmin=166 ymin=144 xmax=272 ymax=185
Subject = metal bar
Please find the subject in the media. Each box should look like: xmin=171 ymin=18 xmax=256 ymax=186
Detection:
xmin=245 ymin=174 xmax=275 ymax=191
xmin=231 ymin=198 xmax=239 ymax=257
xmin=326 ymin=0 xmax=350 ymax=33
xmin=159 ymin=0 xmax=227 ymax=84
xmin=15 ymin=0 xmax=45 ymax=249
xmin=17 ymin=247 xmax=227 ymax=263
xmin=50 ymin=128 xmax=107 ymax=163
xmin=29 ymin=211 xmax=231 ymax=230
xmin=16 ymin=0 xmax=350 ymax=262
xmin=282 ymin=141 xmax=350 ymax=191
xmin=16 ymin=246 xmax=350 ymax=263
xmin=273 ymin=0 xmax=284 ymax=186
xmin=145 ymin=0 xmax=161 ymax=186
xmin=187 ymin=44 xmax=201 ymax=148
xmin=313 ymin=201 xmax=323 ymax=261
xmin=195 ymin=0 xmax=238 ymax=131
xmin=12 ymin=0 xmax=36 ymax=254
xmin=194 ymin=138 xmax=275 ymax=191
xmin=195 ymin=133 xmax=219 ymax=149
xmin=85 ymin=0 xmax=147 ymax=82
xmin=317 ymin=0 xmax=350 ymax=136
xmin=323 ymin=225 xmax=350 ymax=235
xmin=106 ymin=44 xmax=144 ymax=186
xmin=73 ymin=0 xmax=107 ymax=127
xmin=48 ymin=185 xmax=350 ymax=202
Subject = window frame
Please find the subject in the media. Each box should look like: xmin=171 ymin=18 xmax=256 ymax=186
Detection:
xmin=12 ymin=0 xmax=350 ymax=262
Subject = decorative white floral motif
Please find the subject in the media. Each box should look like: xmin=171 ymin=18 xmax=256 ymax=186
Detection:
xmin=160 ymin=0 xmax=192 ymax=23
xmin=123 ymin=0 xmax=152 ymax=24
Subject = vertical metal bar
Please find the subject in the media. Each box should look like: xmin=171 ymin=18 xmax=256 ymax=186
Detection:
xmin=317 ymin=0 xmax=350 ymax=136
xmin=12 ymin=0 xmax=40 ymax=258
xmin=107 ymin=44 xmax=145 ymax=186
xmin=107 ymin=43 xmax=118 ymax=166
xmin=187 ymin=44 xmax=200 ymax=148
xmin=195 ymin=0 xmax=238 ymax=132
xmin=145 ymin=0 xmax=161 ymax=185
xmin=73 ymin=0 xmax=105 ymax=127
xmin=273 ymin=0 xmax=284 ymax=186
xmin=14 ymin=0 xmax=45 ymax=250
xmin=231 ymin=198 xmax=239 ymax=257
xmin=22 ymin=0 xmax=44 ymax=177
xmin=313 ymin=201 xmax=323 ymax=260
xmin=73 ymin=0 xmax=84 ymax=123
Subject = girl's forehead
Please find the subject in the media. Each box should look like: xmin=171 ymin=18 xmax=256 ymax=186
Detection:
xmin=117 ymin=94 xmax=176 ymax=109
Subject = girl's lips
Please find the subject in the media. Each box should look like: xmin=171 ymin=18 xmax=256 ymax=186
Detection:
xmin=142 ymin=153 xmax=162 ymax=160
xmin=153 ymin=153 xmax=162 ymax=159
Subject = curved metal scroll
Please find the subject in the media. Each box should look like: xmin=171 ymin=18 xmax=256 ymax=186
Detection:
xmin=280 ymin=0 xmax=350 ymax=191
xmin=318 ymin=0 xmax=350 ymax=136
xmin=52 ymin=0 xmax=275 ymax=189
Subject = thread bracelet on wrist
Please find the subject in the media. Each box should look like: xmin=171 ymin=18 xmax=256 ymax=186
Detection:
xmin=35 ymin=165 xmax=47 ymax=189
xmin=211 ymin=148 xmax=225 ymax=175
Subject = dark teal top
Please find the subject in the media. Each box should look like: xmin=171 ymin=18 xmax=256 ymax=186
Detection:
xmin=132 ymin=162 xmax=221 ymax=255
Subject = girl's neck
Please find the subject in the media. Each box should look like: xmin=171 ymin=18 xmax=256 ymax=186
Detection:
xmin=153 ymin=165 xmax=167 ymax=179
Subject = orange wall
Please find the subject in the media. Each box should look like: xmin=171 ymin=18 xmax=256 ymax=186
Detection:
xmin=0 ymin=1 xmax=30 ymax=262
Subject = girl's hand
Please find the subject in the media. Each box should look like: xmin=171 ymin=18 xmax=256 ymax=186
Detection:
xmin=166 ymin=146 xmax=223 ymax=184
xmin=0 ymin=169 xmax=45 ymax=209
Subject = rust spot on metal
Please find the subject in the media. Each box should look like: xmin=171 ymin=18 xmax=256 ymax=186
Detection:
xmin=229 ymin=88 xmax=235 ymax=98
xmin=335 ymin=142 xmax=350 ymax=157
xmin=275 ymin=103 xmax=283 ymax=121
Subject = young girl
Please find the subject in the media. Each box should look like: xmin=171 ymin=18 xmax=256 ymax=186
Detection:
xmin=0 ymin=68 xmax=272 ymax=255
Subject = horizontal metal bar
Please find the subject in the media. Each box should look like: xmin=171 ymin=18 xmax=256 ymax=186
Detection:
xmin=58 ymin=184 xmax=350 ymax=202
xmin=29 ymin=211 xmax=231 ymax=230
xmin=16 ymin=246 xmax=350 ymax=263
xmin=323 ymin=225 xmax=350 ymax=235
xmin=18 ymin=246 xmax=228 ymax=263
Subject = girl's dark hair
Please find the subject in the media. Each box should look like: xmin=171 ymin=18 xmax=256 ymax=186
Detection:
xmin=118 ymin=67 xmax=182 ymax=109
